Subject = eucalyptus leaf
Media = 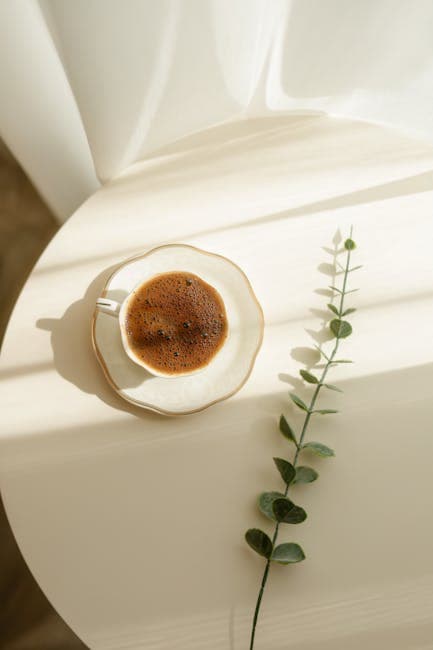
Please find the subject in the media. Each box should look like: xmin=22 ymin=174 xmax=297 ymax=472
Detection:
xmin=313 ymin=408 xmax=339 ymax=415
xmin=327 ymin=303 xmax=339 ymax=316
xmin=272 ymin=498 xmax=307 ymax=524
xmin=323 ymin=383 xmax=343 ymax=393
xmin=342 ymin=307 xmax=356 ymax=316
xmin=332 ymin=359 xmax=353 ymax=364
xmin=279 ymin=415 xmax=298 ymax=446
xmin=273 ymin=458 xmax=296 ymax=486
xmin=344 ymin=238 xmax=356 ymax=250
xmin=294 ymin=466 xmax=318 ymax=484
xmin=302 ymin=442 xmax=335 ymax=457
xmin=271 ymin=543 xmax=305 ymax=564
xmin=258 ymin=491 xmax=285 ymax=520
xmin=289 ymin=393 xmax=309 ymax=412
xmin=245 ymin=529 xmax=273 ymax=559
xmin=330 ymin=319 xmax=352 ymax=339
xmin=300 ymin=369 xmax=318 ymax=384
xmin=328 ymin=285 xmax=343 ymax=294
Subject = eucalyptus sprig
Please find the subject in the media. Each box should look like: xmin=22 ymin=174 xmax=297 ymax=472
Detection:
xmin=245 ymin=229 xmax=360 ymax=650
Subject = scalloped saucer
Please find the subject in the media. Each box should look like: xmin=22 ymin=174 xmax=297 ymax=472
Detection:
xmin=92 ymin=244 xmax=264 ymax=415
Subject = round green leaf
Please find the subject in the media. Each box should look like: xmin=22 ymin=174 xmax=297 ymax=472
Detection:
xmin=330 ymin=319 xmax=352 ymax=339
xmin=344 ymin=238 xmax=356 ymax=250
xmin=258 ymin=491 xmax=285 ymax=520
xmin=302 ymin=442 xmax=335 ymax=457
xmin=272 ymin=542 xmax=305 ymax=564
xmin=245 ymin=528 xmax=273 ymax=559
xmin=300 ymin=369 xmax=319 ymax=384
xmin=279 ymin=415 xmax=298 ymax=446
xmin=272 ymin=498 xmax=307 ymax=524
xmin=273 ymin=458 xmax=296 ymax=486
xmin=294 ymin=466 xmax=319 ymax=484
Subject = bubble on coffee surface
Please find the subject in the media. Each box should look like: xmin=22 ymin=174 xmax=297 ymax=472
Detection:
xmin=125 ymin=272 xmax=228 ymax=374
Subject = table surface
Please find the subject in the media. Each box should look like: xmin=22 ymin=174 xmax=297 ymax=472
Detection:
xmin=2 ymin=115 xmax=433 ymax=650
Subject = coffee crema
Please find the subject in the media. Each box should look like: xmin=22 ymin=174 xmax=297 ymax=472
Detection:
xmin=124 ymin=272 xmax=228 ymax=374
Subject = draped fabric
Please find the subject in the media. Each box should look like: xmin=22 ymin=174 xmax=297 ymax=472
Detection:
xmin=1 ymin=0 xmax=433 ymax=220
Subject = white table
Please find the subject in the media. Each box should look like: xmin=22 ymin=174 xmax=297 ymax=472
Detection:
xmin=1 ymin=116 xmax=433 ymax=649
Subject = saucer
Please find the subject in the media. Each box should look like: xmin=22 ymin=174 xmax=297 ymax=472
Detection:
xmin=92 ymin=244 xmax=264 ymax=415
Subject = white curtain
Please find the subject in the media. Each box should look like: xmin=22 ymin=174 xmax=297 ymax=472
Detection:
xmin=1 ymin=0 xmax=433 ymax=221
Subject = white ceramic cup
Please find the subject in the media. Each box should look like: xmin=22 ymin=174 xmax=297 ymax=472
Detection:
xmin=96 ymin=280 xmax=228 ymax=378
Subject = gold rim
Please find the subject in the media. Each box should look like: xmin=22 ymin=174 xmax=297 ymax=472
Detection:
xmin=91 ymin=243 xmax=264 ymax=416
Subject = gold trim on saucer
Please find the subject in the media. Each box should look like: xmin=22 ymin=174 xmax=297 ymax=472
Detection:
xmin=91 ymin=243 xmax=264 ymax=416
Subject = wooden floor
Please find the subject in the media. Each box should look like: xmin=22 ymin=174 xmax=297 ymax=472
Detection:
xmin=0 ymin=143 xmax=87 ymax=648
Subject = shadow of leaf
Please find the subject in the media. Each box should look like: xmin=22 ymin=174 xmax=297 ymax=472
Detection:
xmin=290 ymin=346 xmax=321 ymax=367
xmin=305 ymin=326 xmax=333 ymax=344
xmin=317 ymin=262 xmax=337 ymax=276
xmin=309 ymin=307 xmax=329 ymax=320
xmin=332 ymin=229 xmax=343 ymax=246
xmin=315 ymin=288 xmax=334 ymax=298
xmin=322 ymin=246 xmax=345 ymax=256
xmin=278 ymin=372 xmax=304 ymax=392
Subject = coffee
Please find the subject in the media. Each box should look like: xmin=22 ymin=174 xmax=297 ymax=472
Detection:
xmin=124 ymin=272 xmax=228 ymax=374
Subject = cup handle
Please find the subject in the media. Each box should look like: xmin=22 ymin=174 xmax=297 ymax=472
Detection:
xmin=96 ymin=297 xmax=121 ymax=316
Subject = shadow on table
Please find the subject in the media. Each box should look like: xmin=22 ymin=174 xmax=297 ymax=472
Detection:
xmin=36 ymin=266 xmax=162 ymax=422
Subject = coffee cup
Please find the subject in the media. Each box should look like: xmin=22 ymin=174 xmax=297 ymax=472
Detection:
xmin=96 ymin=271 xmax=228 ymax=378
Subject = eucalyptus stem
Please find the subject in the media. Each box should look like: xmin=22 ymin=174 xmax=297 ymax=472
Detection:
xmin=247 ymin=230 xmax=357 ymax=650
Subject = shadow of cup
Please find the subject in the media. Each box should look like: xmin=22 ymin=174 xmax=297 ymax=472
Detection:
xmin=36 ymin=266 xmax=159 ymax=420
